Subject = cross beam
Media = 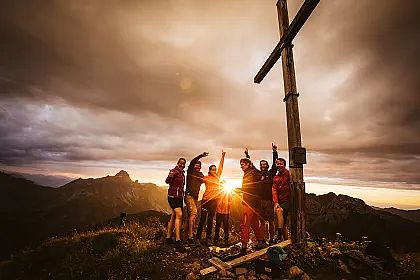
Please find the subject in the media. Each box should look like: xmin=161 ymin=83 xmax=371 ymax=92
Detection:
xmin=254 ymin=0 xmax=320 ymax=83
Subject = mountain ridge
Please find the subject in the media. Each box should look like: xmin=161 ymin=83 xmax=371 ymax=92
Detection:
xmin=0 ymin=170 xmax=170 ymax=260
xmin=1 ymin=170 xmax=419 ymax=262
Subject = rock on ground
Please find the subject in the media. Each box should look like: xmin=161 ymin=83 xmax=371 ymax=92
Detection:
xmin=289 ymin=266 xmax=304 ymax=278
xmin=185 ymin=272 xmax=197 ymax=280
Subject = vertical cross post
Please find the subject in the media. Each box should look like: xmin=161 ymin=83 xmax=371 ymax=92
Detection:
xmin=276 ymin=0 xmax=306 ymax=246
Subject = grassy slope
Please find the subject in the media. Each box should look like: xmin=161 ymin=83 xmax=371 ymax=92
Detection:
xmin=1 ymin=216 xmax=419 ymax=280
xmin=0 ymin=219 xmax=164 ymax=280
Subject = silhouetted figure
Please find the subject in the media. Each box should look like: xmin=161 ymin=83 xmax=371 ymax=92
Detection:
xmin=196 ymin=149 xmax=226 ymax=246
xmin=118 ymin=212 xmax=127 ymax=229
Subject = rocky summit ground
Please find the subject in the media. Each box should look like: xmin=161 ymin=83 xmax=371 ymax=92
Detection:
xmin=0 ymin=217 xmax=418 ymax=280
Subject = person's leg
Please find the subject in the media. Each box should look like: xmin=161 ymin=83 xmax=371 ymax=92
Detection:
xmin=282 ymin=206 xmax=289 ymax=240
xmin=240 ymin=205 xmax=251 ymax=250
xmin=223 ymin=214 xmax=229 ymax=246
xmin=174 ymin=207 xmax=183 ymax=241
xmin=214 ymin=213 xmax=222 ymax=243
xmin=167 ymin=210 xmax=175 ymax=239
xmin=250 ymin=210 xmax=264 ymax=247
xmin=264 ymin=200 xmax=276 ymax=242
xmin=274 ymin=205 xmax=284 ymax=240
xmin=205 ymin=200 xmax=217 ymax=240
xmin=196 ymin=203 xmax=208 ymax=240
xmin=282 ymin=223 xmax=289 ymax=240
xmin=268 ymin=220 xmax=275 ymax=242
xmin=185 ymin=195 xmax=198 ymax=239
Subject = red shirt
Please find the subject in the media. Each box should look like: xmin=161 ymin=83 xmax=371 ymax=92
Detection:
xmin=202 ymin=175 xmax=221 ymax=201
xmin=272 ymin=169 xmax=290 ymax=204
xmin=165 ymin=166 xmax=185 ymax=198
xmin=216 ymin=192 xmax=232 ymax=214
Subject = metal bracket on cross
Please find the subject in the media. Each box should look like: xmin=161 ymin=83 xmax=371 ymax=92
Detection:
xmin=283 ymin=91 xmax=300 ymax=102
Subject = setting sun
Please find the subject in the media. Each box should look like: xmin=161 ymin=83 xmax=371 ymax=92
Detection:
xmin=220 ymin=178 xmax=242 ymax=193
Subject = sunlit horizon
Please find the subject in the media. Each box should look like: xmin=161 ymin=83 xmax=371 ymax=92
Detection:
xmin=2 ymin=158 xmax=420 ymax=210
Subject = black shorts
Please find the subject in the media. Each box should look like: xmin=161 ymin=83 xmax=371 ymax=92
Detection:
xmin=168 ymin=196 xmax=183 ymax=210
xmin=280 ymin=201 xmax=290 ymax=220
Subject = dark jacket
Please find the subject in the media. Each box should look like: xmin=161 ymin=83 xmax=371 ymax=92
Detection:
xmin=185 ymin=154 xmax=205 ymax=200
xmin=246 ymin=151 xmax=278 ymax=201
xmin=260 ymin=151 xmax=278 ymax=201
xmin=241 ymin=165 xmax=262 ymax=209
xmin=165 ymin=166 xmax=185 ymax=198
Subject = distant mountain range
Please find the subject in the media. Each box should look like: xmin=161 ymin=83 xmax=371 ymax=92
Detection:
xmin=0 ymin=171 xmax=169 ymax=260
xmin=372 ymin=206 xmax=420 ymax=223
xmin=1 ymin=170 xmax=419 ymax=261
xmin=305 ymin=193 xmax=420 ymax=251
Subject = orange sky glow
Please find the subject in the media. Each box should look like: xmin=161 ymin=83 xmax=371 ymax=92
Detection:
xmin=1 ymin=0 xmax=419 ymax=210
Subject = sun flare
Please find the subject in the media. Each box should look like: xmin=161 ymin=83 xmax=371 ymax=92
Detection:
xmin=220 ymin=178 xmax=241 ymax=193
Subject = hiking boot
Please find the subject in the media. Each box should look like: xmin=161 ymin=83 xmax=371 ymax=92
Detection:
xmin=257 ymin=240 xmax=267 ymax=249
xmin=165 ymin=237 xmax=174 ymax=245
xmin=188 ymin=238 xmax=199 ymax=247
xmin=175 ymin=241 xmax=187 ymax=253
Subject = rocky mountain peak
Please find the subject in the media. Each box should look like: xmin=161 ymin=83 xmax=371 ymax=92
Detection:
xmin=115 ymin=170 xmax=130 ymax=179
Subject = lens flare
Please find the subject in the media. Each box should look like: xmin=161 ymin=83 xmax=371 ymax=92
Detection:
xmin=220 ymin=178 xmax=241 ymax=193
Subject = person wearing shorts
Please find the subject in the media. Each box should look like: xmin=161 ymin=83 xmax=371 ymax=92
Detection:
xmin=272 ymin=157 xmax=291 ymax=242
xmin=184 ymin=152 xmax=208 ymax=243
xmin=165 ymin=157 xmax=186 ymax=252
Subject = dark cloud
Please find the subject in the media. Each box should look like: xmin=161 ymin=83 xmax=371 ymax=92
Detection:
xmin=0 ymin=0 xmax=419 ymax=189
xmin=293 ymin=0 xmax=420 ymax=151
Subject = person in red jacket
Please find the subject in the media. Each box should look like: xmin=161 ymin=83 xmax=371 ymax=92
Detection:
xmin=272 ymin=157 xmax=291 ymax=241
xmin=165 ymin=157 xmax=186 ymax=252
xmin=214 ymin=181 xmax=232 ymax=247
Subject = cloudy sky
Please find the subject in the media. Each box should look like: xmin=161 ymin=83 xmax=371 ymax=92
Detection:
xmin=1 ymin=0 xmax=419 ymax=209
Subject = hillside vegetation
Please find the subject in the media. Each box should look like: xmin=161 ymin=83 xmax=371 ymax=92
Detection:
xmin=1 ymin=214 xmax=419 ymax=280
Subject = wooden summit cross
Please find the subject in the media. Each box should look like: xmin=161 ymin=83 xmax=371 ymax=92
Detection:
xmin=254 ymin=0 xmax=320 ymax=246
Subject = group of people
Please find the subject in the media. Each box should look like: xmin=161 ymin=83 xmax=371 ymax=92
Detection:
xmin=164 ymin=144 xmax=291 ymax=254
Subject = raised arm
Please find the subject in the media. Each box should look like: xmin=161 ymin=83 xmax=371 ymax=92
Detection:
xmin=270 ymin=143 xmax=279 ymax=176
xmin=187 ymin=152 xmax=208 ymax=173
xmin=244 ymin=148 xmax=255 ymax=167
xmin=244 ymin=148 xmax=250 ymax=159
xmin=165 ymin=169 xmax=175 ymax=184
xmin=216 ymin=149 xmax=226 ymax=178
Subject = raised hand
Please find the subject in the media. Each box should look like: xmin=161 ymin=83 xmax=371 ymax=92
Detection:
xmin=202 ymin=152 xmax=209 ymax=157
xmin=272 ymin=143 xmax=277 ymax=151
xmin=244 ymin=148 xmax=249 ymax=157
xmin=222 ymin=149 xmax=226 ymax=156
xmin=168 ymin=170 xmax=175 ymax=177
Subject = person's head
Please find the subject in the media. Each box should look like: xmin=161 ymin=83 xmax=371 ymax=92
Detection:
xmin=194 ymin=161 xmax=202 ymax=172
xmin=208 ymin=164 xmax=217 ymax=176
xmin=177 ymin=158 xmax=186 ymax=170
xmin=260 ymin=160 xmax=269 ymax=172
xmin=240 ymin=158 xmax=251 ymax=172
xmin=275 ymin=158 xmax=286 ymax=171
